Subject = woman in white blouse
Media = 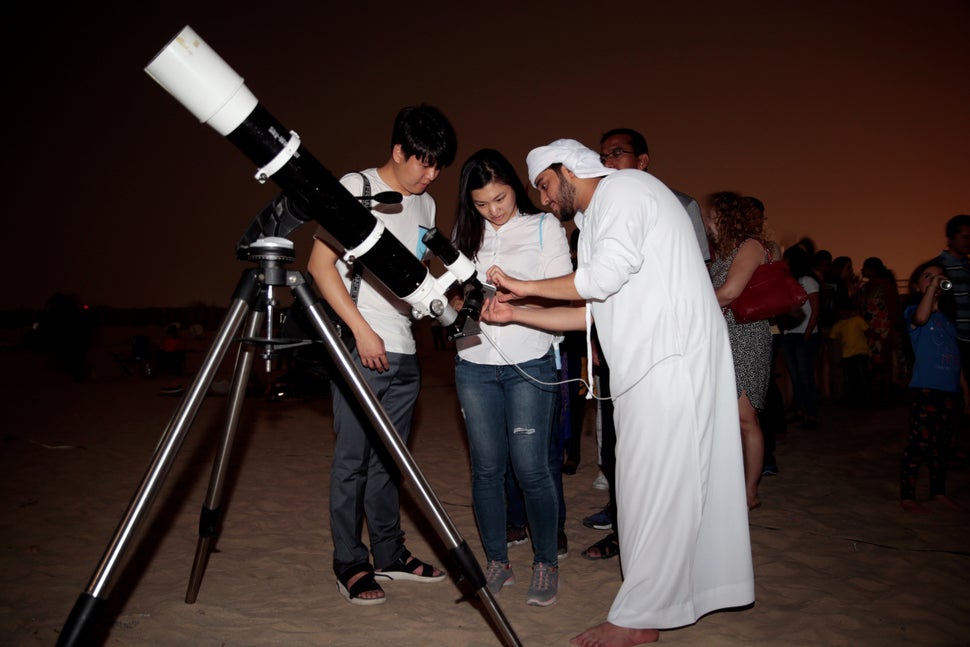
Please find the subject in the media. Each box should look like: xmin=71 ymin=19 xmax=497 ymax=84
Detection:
xmin=452 ymin=149 xmax=572 ymax=607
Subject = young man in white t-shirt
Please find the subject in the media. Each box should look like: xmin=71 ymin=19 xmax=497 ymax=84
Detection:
xmin=307 ymin=105 xmax=457 ymax=606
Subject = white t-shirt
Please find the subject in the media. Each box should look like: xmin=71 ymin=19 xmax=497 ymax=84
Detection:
xmin=786 ymin=275 xmax=820 ymax=335
xmin=315 ymin=167 xmax=435 ymax=354
xmin=457 ymin=213 xmax=572 ymax=365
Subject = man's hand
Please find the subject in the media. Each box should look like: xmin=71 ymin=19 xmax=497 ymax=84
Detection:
xmin=486 ymin=266 xmax=527 ymax=302
xmin=355 ymin=327 xmax=389 ymax=372
xmin=481 ymin=295 xmax=517 ymax=324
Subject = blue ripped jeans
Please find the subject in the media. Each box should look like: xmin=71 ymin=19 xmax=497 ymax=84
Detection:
xmin=455 ymin=349 xmax=559 ymax=566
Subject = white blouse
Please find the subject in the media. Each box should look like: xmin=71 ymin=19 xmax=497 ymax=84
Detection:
xmin=456 ymin=212 xmax=572 ymax=365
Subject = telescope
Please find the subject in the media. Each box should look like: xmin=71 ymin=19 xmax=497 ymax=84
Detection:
xmin=56 ymin=25 xmax=519 ymax=647
xmin=144 ymin=25 xmax=483 ymax=335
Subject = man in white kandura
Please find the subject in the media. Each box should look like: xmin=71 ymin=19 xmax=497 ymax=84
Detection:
xmin=482 ymin=139 xmax=754 ymax=646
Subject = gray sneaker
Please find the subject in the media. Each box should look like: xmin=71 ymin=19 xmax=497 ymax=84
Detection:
xmin=526 ymin=562 xmax=559 ymax=607
xmin=485 ymin=560 xmax=516 ymax=595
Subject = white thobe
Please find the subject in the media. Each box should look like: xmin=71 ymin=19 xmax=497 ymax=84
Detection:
xmin=573 ymin=169 xmax=755 ymax=629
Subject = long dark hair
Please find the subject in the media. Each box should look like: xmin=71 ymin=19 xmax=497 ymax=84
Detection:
xmin=453 ymin=149 xmax=540 ymax=259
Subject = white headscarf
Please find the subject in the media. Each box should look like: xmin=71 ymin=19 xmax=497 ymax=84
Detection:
xmin=526 ymin=138 xmax=615 ymax=187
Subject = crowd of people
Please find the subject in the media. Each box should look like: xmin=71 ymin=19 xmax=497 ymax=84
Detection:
xmin=304 ymin=103 xmax=967 ymax=646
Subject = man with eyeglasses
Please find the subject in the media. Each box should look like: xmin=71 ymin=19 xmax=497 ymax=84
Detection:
xmin=579 ymin=128 xmax=711 ymax=564
xmin=599 ymin=128 xmax=709 ymax=263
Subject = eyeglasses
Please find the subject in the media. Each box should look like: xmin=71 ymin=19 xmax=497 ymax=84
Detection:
xmin=599 ymin=148 xmax=635 ymax=164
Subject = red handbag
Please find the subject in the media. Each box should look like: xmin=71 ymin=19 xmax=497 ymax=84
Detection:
xmin=729 ymin=250 xmax=808 ymax=325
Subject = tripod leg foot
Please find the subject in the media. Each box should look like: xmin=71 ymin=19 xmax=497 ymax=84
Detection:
xmin=57 ymin=594 xmax=105 ymax=647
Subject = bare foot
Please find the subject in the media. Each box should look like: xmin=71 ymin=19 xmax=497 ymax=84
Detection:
xmin=570 ymin=622 xmax=659 ymax=646
xmin=900 ymin=499 xmax=930 ymax=514
xmin=748 ymin=497 xmax=762 ymax=511
xmin=931 ymin=495 xmax=966 ymax=510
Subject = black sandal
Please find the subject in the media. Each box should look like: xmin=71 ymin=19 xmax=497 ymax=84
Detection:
xmin=336 ymin=563 xmax=386 ymax=605
xmin=375 ymin=549 xmax=446 ymax=582
xmin=581 ymin=531 xmax=620 ymax=560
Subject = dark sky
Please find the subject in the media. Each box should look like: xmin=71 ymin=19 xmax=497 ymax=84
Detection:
xmin=6 ymin=0 xmax=969 ymax=310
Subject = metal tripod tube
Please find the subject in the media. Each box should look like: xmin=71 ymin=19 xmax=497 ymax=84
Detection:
xmin=57 ymin=271 xmax=261 ymax=647
xmin=185 ymin=308 xmax=265 ymax=604
xmin=291 ymin=283 xmax=522 ymax=647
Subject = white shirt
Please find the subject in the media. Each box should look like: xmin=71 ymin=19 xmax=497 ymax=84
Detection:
xmin=786 ymin=275 xmax=820 ymax=335
xmin=457 ymin=213 xmax=572 ymax=365
xmin=314 ymin=168 xmax=435 ymax=354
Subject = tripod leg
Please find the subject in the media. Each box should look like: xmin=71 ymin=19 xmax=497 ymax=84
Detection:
xmin=58 ymin=271 xmax=261 ymax=647
xmin=185 ymin=308 xmax=265 ymax=603
xmin=290 ymin=281 xmax=522 ymax=647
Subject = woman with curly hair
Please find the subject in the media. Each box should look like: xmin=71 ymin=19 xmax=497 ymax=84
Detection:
xmin=707 ymin=192 xmax=774 ymax=510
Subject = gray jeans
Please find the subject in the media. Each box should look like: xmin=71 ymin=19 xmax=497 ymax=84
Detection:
xmin=329 ymin=350 xmax=420 ymax=576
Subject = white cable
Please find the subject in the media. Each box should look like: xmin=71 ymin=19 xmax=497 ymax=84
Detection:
xmin=477 ymin=327 xmax=608 ymax=400
xmin=477 ymin=326 xmax=656 ymax=402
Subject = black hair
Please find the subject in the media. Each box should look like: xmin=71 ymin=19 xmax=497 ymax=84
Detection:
xmin=793 ymin=236 xmax=817 ymax=259
xmin=862 ymin=256 xmax=896 ymax=282
xmin=832 ymin=256 xmax=852 ymax=273
xmin=453 ymin=149 xmax=540 ymax=259
xmin=391 ymin=104 xmax=457 ymax=169
xmin=906 ymin=259 xmax=956 ymax=320
xmin=599 ymin=128 xmax=649 ymax=156
xmin=783 ymin=244 xmax=813 ymax=279
xmin=945 ymin=214 xmax=970 ymax=240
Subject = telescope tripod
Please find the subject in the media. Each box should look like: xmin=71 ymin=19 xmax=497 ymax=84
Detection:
xmin=58 ymin=238 xmax=521 ymax=646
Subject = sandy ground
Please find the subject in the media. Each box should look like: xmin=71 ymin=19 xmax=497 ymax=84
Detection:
xmin=1 ymin=323 xmax=968 ymax=646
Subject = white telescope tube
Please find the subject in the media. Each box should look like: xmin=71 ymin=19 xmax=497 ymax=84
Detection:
xmin=145 ymin=25 xmax=258 ymax=136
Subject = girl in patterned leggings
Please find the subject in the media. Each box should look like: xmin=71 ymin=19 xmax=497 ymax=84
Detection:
xmin=899 ymin=260 xmax=968 ymax=513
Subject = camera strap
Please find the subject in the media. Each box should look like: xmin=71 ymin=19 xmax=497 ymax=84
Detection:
xmin=348 ymin=171 xmax=371 ymax=303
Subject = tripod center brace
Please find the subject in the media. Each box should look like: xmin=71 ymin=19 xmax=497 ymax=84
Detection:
xmin=57 ymin=26 xmax=521 ymax=647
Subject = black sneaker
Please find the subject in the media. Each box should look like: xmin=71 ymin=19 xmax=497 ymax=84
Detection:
xmin=557 ymin=531 xmax=568 ymax=560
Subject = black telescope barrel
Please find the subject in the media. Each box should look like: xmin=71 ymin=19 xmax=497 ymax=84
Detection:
xmin=226 ymin=104 xmax=428 ymax=297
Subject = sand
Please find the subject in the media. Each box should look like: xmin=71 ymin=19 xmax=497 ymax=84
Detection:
xmin=1 ymin=323 xmax=968 ymax=646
